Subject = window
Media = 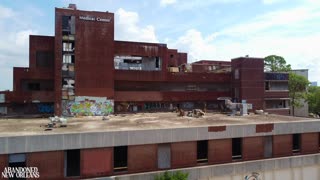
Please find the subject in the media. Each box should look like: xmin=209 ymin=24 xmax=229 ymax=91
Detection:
xmin=264 ymin=136 xmax=273 ymax=158
xmin=234 ymin=69 xmax=239 ymax=79
xmin=114 ymin=146 xmax=128 ymax=172
xmin=265 ymin=82 xmax=270 ymax=90
xmin=65 ymin=149 xmax=80 ymax=177
xmin=292 ymin=134 xmax=301 ymax=153
xmin=155 ymin=57 xmax=160 ymax=68
xmin=9 ymin=154 xmax=26 ymax=179
xmin=197 ymin=140 xmax=208 ymax=163
xmin=158 ymin=144 xmax=171 ymax=169
xmin=36 ymin=51 xmax=53 ymax=67
xmin=232 ymin=138 xmax=242 ymax=160
xmin=28 ymin=83 xmax=40 ymax=91
xmin=63 ymin=54 xmax=74 ymax=64
xmin=63 ymin=42 xmax=74 ymax=52
xmin=170 ymin=54 xmax=174 ymax=58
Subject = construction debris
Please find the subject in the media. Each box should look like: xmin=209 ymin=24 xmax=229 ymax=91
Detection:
xmin=46 ymin=116 xmax=68 ymax=129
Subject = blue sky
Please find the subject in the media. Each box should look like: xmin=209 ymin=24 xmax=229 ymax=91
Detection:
xmin=0 ymin=0 xmax=319 ymax=90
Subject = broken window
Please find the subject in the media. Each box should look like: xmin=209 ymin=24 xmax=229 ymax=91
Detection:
xmin=65 ymin=149 xmax=80 ymax=177
xmin=114 ymin=146 xmax=128 ymax=172
xmin=63 ymin=54 xmax=74 ymax=64
xmin=62 ymin=16 xmax=75 ymax=34
xmin=114 ymin=56 xmax=161 ymax=71
xmin=232 ymin=138 xmax=242 ymax=160
xmin=63 ymin=42 xmax=74 ymax=52
xmin=292 ymin=134 xmax=301 ymax=154
xmin=197 ymin=140 xmax=208 ymax=163
xmin=36 ymin=51 xmax=54 ymax=67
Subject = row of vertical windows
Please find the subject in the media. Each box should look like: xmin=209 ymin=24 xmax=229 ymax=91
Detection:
xmin=6 ymin=133 xmax=314 ymax=178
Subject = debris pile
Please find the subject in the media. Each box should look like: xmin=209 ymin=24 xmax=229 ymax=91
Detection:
xmin=45 ymin=116 xmax=68 ymax=130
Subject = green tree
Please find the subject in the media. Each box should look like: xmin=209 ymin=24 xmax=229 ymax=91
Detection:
xmin=155 ymin=171 xmax=189 ymax=180
xmin=264 ymin=55 xmax=292 ymax=72
xmin=308 ymin=86 xmax=320 ymax=115
xmin=289 ymin=73 xmax=310 ymax=116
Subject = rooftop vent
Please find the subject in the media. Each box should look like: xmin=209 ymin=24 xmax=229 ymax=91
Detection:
xmin=68 ymin=4 xmax=77 ymax=10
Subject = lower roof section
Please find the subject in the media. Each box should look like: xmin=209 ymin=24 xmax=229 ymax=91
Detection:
xmin=0 ymin=112 xmax=319 ymax=154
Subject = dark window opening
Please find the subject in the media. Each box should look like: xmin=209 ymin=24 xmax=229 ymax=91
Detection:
xmin=9 ymin=154 xmax=26 ymax=180
xmin=36 ymin=51 xmax=54 ymax=67
xmin=265 ymin=82 xmax=270 ymax=90
xmin=292 ymin=134 xmax=301 ymax=153
xmin=155 ymin=57 xmax=160 ymax=68
xmin=170 ymin=54 xmax=174 ymax=58
xmin=232 ymin=138 xmax=242 ymax=160
xmin=123 ymin=59 xmax=141 ymax=64
xmin=28 ymin=83 xmax=40 ymax=91
xmin=197 ymin=140 xmax=208 ymax=163
xmin=114 ymin=146 xmax=128 ymax=172
xmin=65 ymin=149 xmax=80 ymax=177
xmin=62 ymin=16 xmax=71 ymax=31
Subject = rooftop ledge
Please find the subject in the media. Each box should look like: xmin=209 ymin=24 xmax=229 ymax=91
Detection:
xmin=0 ymin=112 xmax=318 ymax=137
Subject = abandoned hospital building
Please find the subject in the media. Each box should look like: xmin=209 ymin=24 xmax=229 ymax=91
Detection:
xmin=0 ymin=4 xmax=320 ymax=180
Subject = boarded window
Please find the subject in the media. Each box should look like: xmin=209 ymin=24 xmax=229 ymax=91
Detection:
xmin=197 ymin=140 xmax=208 ymax=163
xmin=292 ymin=134 xmax=301 ymax=153
xmin=65 ymin=149 xmax=80 ymax=177
xmin=232 ymin=138 xmax=242 ymax=160
xmin=114 ymin=146 xmax=128 ymax=172
xmin=36 ymin=51 xmax=53 ymax=67
xmin=264 ymin=136 xmax=273 ymax=158
xmin=158 ymin=144 xmax=171 ymax=169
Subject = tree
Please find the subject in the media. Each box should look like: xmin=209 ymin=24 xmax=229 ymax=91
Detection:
xmin=154 ymin=171 xmax=189 ymax=180
xmin=264 ymin=55 xmax=292 ymax=72
xmin=308 ymin=86 xmax=320 ymax=115
xmin=289 ymin=73 xmax=310 ymax=116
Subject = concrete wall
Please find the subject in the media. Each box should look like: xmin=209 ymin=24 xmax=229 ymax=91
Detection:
xmin=0 ymin=120 xmax=320 ymax=154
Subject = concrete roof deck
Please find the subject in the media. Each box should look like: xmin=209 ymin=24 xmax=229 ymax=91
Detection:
xmin=0 ymin=112 xmax=317 ymax=137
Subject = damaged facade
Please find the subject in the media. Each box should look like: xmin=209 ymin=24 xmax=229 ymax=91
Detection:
xmin=0 ymin=5 xmax=290 ymax=116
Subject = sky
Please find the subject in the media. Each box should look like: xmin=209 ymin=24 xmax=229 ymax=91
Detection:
xmin=0 ymin=0 xmax=319 ymax=90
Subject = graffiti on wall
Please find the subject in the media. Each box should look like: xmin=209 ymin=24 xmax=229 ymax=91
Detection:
xmin=37 ymin=104 xmax=54 ymax=113
xmin=63 ymin=96 xmax=114 ymax=116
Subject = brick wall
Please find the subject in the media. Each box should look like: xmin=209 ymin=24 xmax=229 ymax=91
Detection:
xmin=0 ymin=154 xmax=8 ymax=178
xmin=273 ymin=135 xmax=292 ymax=157
xmin=128 ymin=144 xmax=157 ymax=173
xmin=208 ymin=139 xmax=232 ymax=164
xmin=26 ymin=151 xmax=64 ymax=180
xmin=301 ymin=133 xmax=319 ymax=154
xmin=80 ymin=148 xmax=113 ymax=178
xmin=242 ymin=136 xmax=264 ymax=160
xmin=171 ymin=141 xmax=197 ymax=168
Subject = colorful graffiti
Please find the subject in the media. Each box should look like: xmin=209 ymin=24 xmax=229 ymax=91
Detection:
xmin=64 ymin=97 xmax=114 ymax=116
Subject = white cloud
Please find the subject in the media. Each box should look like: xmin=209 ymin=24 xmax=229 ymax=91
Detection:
xmin=169 ymin=29 xmax=217 ymax=61
xmin=0 ymin=5 xmax=14 ymax=19
xmin=160 ymin=0 xmax=177 ymax=7
xmin=167 ymin=3 xmax=320 ymax=84
xmin=0 ymin=5 xmax=40 ymax=91
xmin=115 ymin=8 xmax=158 ymax=43
xmin=262 ymin=0 xmax=286 ymax=5
xmin=164 ymin=0 xmax=246 ymax=10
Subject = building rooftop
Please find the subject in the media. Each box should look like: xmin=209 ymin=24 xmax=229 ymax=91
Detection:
xmin=0 ymin=112 xmax=317 ymax=137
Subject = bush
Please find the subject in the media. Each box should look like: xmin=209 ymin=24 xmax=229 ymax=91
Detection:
xmin=154 ymin=171 xmax=189 ymax=180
